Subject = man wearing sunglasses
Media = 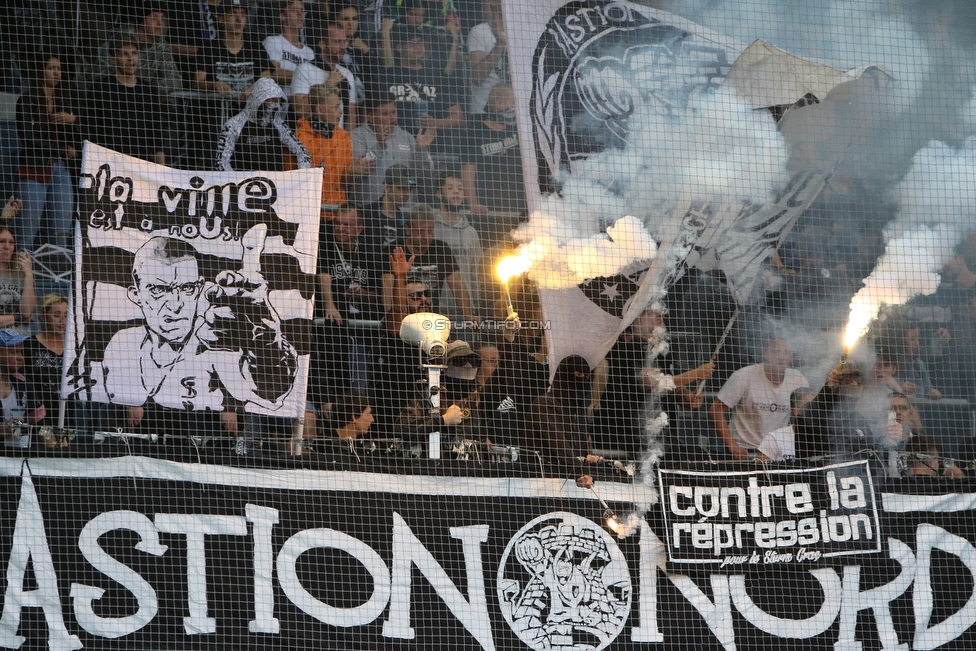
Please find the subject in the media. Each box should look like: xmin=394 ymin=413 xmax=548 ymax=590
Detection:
xmin=381 ymin=203 xmax=481 ymax=326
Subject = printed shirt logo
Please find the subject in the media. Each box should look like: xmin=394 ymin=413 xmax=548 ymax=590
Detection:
xmin=480 ymin=134 xmax=519 ymax=157
xmin=498 ymin=512 xmax=631 ymax=650
xmin=758 ymin=402 xmax=788 ymax=413
xmin=496 ymin=395 xmax=517 ymax=412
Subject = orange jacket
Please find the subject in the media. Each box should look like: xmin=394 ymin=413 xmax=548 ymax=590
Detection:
xmin=294 ymin=117 xmax=352 ymax=209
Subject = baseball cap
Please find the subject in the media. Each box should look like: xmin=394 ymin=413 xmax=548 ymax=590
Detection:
xmin=385 ymin=164 xmax=416 ymax=189
xmin=0 ymin=329 xmax=29 ymax=347
xmin=445 ymin=340 xmax=481 ymax=366
xmin=219 ymin=0 xmax=250 ymax=14
xmin=837 ymin=361 xmax=863 ymax=382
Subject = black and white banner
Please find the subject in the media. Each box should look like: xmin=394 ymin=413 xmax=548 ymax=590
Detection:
xmin=65 ymin=143 xmax=321 ymax=418
xmin=659 ymin=461 xmax=881 ymax=568
xmin=504 ymin=0 xmax=743 ymax=211
xmin=0 ymin=458 xmax=975 ymax=650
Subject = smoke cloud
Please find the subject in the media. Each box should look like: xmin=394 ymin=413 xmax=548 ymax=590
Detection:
xmin=846 ymin=139 xmax=976 ymax=340
xmin=513 ymin=85 xmax=789 ymax=288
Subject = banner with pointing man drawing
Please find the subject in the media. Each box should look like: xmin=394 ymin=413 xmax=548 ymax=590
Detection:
xmin=66 ymin=143 xmax=322 ymax=419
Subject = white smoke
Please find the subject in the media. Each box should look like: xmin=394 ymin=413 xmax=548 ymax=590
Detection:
xmin=673 ymin=0 xmax=930 ymax=103
xmin=846 ymin=139 xmax=976 ymax=340
xmin=513 ymin=85 xmax=789 ymax=288
xmin=510 ymin=215 xmax=658 ymax=289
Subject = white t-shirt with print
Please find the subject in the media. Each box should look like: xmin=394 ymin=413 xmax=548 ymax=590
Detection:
xmin=717 ymin=364 xmax=809 ymax=450
xmin=759 ymin=425 xmax=796 ymax=461
xmin=263 ymin=35 xmax=315 ymax=95
xmin=467 ymin=22 xmax=504 ymax=114
xmin=291 ymin=61 xmax=356 ymax=128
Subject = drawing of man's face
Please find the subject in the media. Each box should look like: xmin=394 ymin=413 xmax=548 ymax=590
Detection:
xmin=129 ymin=253 xmax=204 ymax=344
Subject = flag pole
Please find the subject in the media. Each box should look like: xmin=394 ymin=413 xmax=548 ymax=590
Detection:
xmin=695 ymin=307 xmax=739 ymax=396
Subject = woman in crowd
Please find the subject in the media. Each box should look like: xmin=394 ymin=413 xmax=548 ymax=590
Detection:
xmin=15 ymin=54 xmax=79 ymax=251
xmin=24 ymin=293 xmax=66 ymax=426
xmin=0 ymin=227 xmax=36 ymax=330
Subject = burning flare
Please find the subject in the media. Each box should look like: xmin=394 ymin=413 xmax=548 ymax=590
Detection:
xmin=843 ymin=297 xmax=875 ymax=351
xmin=496 ymin=251 xmax=534 ymax=317
xmin=496 ymin=252 xmax=533 ymax=283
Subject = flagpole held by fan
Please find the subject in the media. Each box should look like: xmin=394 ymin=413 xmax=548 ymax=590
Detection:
xmin=695 ymin=307 xmax=739 ymax=396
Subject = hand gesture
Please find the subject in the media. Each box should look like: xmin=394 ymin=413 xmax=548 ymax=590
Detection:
xmin=442 ymin=403 xmax=464 ymax=425
xmin=693 ymin=362 xmax=716 ymax=381
xmin=1 ymin=196 xmax=21 ymax=220
xmin=389 ymin=246 xmax=415 ymax=278
xmin=826 ymin=368 xmax=840 ymax=388
xmin=901 ymin=381 xmax=917 ymax=395
xmin=220 ymin=410 xmax=239 ymax=434
xmin=416 ymin=126 xmax=437 ymax=150
xmin=491 ymin=21 xmax=507 ymax=46
xmin=15 ymin=252 xmax=32 ymax=275
xmin=324 ymin=304 xmax=343 ymax=325
xmin=680 ymin=390 xmax=705 ymax=410
xmin=576 ymin=475 xmax=594 ymax=489
xmin=51 ymin=111 xmax=76 ymax=124
xmin=352 ymin=37 xmax=370 ymax=53
xmin=128 ymin=405 xmax=145 ymax=428
xmin=347 ymin=155 xmax=377 ymax=176
xmin=446 ymin=20 xmax=461 ymax=40
xmin=200 ymin=225 xmax=277 ymax=351
xmin=886 ymin=419 xmax=908 ymax=443
xmin=215 ymin=81 xmax=233 ymax=96
xmin=470 ymin=202 xmax=489 ymax=216
xmin=419 ymin=114 xmax=436 ymax=131
xmin=327 ymin=66 xmax=345 ymax=87
xmin=926 ymin=387 xmax=943 ymax=400
xmin=937 ymin=327 xmax=952 ymax=344
xmin=502 ymin=311 xmax=520 ymax=342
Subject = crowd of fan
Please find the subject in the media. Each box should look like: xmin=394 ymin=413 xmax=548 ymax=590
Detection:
xmin=0 ymin=1 xmax=969 ymax=477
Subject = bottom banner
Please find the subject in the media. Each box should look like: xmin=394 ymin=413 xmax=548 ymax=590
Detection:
xmin=0 ymin=457 xmax=972 ymax=650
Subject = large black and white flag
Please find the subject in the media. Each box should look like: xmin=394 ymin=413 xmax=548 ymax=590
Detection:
xmin=65 ymin=143 xmax=321 ymax=418
xmin=504 ymin=1 xmax=839 ymax=368
xmin=506 ymin=0 xmax=741 ymax=204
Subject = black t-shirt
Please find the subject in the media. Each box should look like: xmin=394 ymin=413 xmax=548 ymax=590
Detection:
xmin=460 ymin=120 xmax=524 ymax=213
xmin=369 ymin=329 xmax=425 ymax=437
xmin=479 ymin=342 xmax=548 ymax=445
xmin=227 ymin=122 xmax=288 ymax=171
xmin=85 ymin=76 xmax=167 ymax=162
xmin=196 ymin=37 xmax=272 ymax=98
xmin=370 ymin=64 xmax=460 ymax=135
xmin=383 ymin=239 xmax=459 ymax=310
xmin=360 ymin=202 xmax=405 ymax=251
xmin=596 ymin=338 xmax=649 ymax=454
xmin=169 ymin=0 xmax=221 ymax=51
xmin=23 ymin=337 xmax=62 ymax=424
xmin=317 ymin=226 xmax=384 ymax=321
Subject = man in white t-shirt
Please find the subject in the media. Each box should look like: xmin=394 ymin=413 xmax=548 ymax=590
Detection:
xmin=291 ymin=22 xmax=358 ymax=127
xmin=709 ymin=338 xmax=810 ymax=460
xmin=263 ymin=0 xmax=315 ymax=95
xmin=467 ymin=0 xmax=508 ymax=114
